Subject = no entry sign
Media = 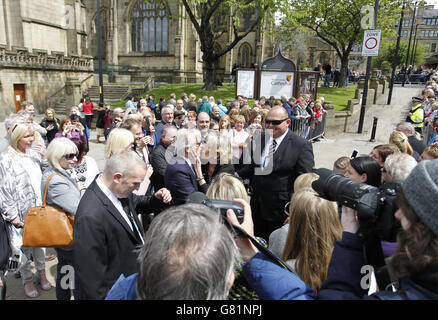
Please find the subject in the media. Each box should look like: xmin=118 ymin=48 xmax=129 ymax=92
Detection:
xmin=361 ymin=29 xmax=381 ymax=57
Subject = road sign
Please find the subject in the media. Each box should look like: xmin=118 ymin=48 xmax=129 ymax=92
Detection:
xmin=361 ymin=29 xmax=382 ymax=57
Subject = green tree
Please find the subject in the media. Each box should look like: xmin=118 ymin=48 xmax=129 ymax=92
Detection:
xmin=179 ymin=0 xmax=275 ymax=90
xmin=373 ymin=39 xmax=425 ymax=73
xmin=276 ymin=0 xmax=405 ymax=87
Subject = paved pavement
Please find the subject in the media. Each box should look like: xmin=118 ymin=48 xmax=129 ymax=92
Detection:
xmin=1 ymin=84 xmax=423 ymax=300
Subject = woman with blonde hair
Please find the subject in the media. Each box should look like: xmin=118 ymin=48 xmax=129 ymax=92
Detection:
xmin=206 ymin=172 xmax=261 ymax=300
xmin=219 ymin=115 xmax=232 ymax=131
xmin=40 ymin=108 xmax=60 ymax=143
xmin=105 ymin=128 xmax=134 ymax=159
xmin=0 ymin=122 xmax=51 ymax=298
xmin=227 ymin=109 xmax=240 ymax=127
xmin=268 ymin=173 xmax=320 ymax=261
xmin=206 ymin=172 xmax=248 ymax=202
xmin=389 ymin=130 xmax=416 ymax=159
xmin=43 ymin=137 xmax=82 ymax=300
xmin=282 ymin=188 xmax=342 ymax=293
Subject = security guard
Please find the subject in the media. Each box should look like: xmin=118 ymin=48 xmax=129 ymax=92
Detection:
xmin=406 ymin=97 xmax=425 ymax=133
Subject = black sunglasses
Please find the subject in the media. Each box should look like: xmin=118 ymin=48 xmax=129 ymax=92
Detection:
xmin=63 ymin=153 xmax=78 ymax=160
xmin=265 ymin=118 xmax=289 ymax=125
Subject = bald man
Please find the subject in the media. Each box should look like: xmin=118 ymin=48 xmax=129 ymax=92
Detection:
xmin=237 ymin=106 xmax=315 ymax=240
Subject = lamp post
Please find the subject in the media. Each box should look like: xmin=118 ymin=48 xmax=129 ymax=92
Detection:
xmin=387 ymin=0 xmax=405 ymax=105
xmin=402 ymin=1 xmax=417 ymax=87
xmin=96 ymin=0 xmax=104 ymax=105
xmin=358 ymin=0 xmax=380 ymax=133
xmin=411 ymin=23 xmax=425 ymax=67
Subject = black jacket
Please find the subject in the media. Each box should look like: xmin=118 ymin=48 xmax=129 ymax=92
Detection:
xmin=150 ymin=141 xmax=171 ymax=190
xmin=73 ymin=178 xmax=164 ymax=300
xmin=319 ymin=232 xmax=438 ymax=300
xmin=237 ymin=129 xmax=314 ymax=222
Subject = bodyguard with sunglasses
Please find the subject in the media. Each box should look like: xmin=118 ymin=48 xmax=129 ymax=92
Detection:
xmin=237 ymin=106 xmax=315 ymax=241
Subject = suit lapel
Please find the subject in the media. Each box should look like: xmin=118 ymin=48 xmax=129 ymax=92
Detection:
xmin=89 ymin=180 xmax=141 ymax=243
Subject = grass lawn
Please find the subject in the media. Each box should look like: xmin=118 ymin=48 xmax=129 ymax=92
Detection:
xmin=111 ymin=82 xmax=357 ymax=112
xmin=316 ymin=84 xmax=358 ymax=111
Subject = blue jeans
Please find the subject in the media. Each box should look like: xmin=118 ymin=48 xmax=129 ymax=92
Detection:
xmin=324 ymin=74 xmax=331 ymax=87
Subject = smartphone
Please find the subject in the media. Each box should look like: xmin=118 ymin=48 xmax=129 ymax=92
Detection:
xmin=351 ymin=149 xmax=359 ymax=159
xmin=68 ymin=125 xmax=77 ymax=130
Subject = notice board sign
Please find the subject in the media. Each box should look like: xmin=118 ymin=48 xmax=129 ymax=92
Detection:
xmin=236 ymin=69 xmax=256 ymax=99
xmin=361 ymin=29 xmax=382 ymax=57
xmin=297 ymin=72 xmax=319 ymax=100
xmin=259 ymin=70 xmax=295 ymax=99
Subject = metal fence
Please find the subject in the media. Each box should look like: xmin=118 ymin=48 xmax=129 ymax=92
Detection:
xmin=393 ymin=73 xmax=427 ymax=84
xmin=290 ymin=112 xmax=327 ymax=141
xmin=422 ymin=121 xmax=436 ymax=144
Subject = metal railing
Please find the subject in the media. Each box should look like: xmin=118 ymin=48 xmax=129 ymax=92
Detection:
xmin=290 ymin=112 xmax=327 ymax=141
xmin=422 ymin=121 xmax=436 ymax=144
xmin=393 ymin=73 xmax=427 ymax=84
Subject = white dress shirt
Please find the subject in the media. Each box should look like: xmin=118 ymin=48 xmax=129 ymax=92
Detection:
xmin=96 ymin=174 xmax=144 ymax=244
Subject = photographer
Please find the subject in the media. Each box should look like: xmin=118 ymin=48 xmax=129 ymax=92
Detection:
xmin=318 ymin=159 xmax=438 ymax=300
xmin=105 ymin=199 xmax=316 ymax=300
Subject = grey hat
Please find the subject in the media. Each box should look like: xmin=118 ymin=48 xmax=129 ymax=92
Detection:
xmin=402 ymin=159 xmax=438 ymax=235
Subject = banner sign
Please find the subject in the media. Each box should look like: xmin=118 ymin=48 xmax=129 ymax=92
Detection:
xmin=259 ymin=71 xmax=295 ymax=99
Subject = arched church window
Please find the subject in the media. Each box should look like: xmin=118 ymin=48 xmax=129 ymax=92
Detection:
xmin=239 ymin=43 xmax=252 ymax=67
xmin=131 ymin=0 xmax=168 ymax=53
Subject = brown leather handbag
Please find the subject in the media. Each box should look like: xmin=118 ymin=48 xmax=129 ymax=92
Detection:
xmin=22 ymin=174 xmax=75 ymax=248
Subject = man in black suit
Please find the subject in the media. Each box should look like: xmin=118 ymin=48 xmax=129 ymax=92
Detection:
xmin=150 ymin=124 xmax=177 ymax=190
xmin=396 ymin=122 xmax=427 ymax=156
xmin=73 ymin=150 xmax=171 ymax=299
xmin=164 ymin=128 xmax=208 ymax=205
xmin=237 ymin=106 xmax=315 ymax=241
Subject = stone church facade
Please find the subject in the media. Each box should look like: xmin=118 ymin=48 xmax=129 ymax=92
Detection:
xmin=0 ymin=0 xmax=274 ymax=118
xmin=84 ymin=0 xmax=274 ymax=83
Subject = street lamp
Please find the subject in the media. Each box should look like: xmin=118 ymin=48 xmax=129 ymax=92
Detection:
xmin=411 ymin=23 xmax=425 ymax=67
xmin=96 ymin=0 xmax=104 ymax=105
xmin=402 ymin=1 xmax=418 ymax=87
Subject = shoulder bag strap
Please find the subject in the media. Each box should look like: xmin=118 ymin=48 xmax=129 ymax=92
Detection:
xmin=42 ymin=173 xmax=57 ymax=208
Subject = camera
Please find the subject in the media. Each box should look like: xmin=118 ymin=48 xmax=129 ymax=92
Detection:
xmin=186 ymin=192 xmax=244 ymax=223
xmin=312 ymin=168 xmax=401 ymax=242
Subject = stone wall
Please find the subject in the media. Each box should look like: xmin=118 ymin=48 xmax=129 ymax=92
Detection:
xmin=0 ymin=46 xmax=93 ymax=119
xmin=324 ymin=69 xmax=388 ymax=135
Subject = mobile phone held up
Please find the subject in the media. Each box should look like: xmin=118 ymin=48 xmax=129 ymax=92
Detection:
xmin=351 ymin=149 xmax=359 ymax=159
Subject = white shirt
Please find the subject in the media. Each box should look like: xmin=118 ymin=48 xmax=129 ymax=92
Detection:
xmin=261 ymin=129 xmax=289 ymax=169
xmin=95 ymin=174 xmax=144 ymax=244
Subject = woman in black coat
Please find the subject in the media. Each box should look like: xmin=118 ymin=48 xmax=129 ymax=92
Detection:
xmin=40 ymin=108 xmax=60 ymax=144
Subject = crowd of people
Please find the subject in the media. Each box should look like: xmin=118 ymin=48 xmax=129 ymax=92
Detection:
xmin=0 ymin=80 xmax=438 ymax=301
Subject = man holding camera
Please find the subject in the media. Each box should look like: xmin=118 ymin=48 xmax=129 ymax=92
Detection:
xmin=105 ymin=199 xmax=316 ymax=300
xmin=237 ymin=106 xmax=315 ymax=241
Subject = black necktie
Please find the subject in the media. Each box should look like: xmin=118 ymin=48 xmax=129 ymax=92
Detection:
xmin=270 ymin=139 xmax=278 ymax=155
xmin=118 ymin=198 xmax=142 ymax=243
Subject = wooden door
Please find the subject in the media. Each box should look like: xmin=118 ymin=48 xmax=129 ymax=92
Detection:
xmin=14 ymin=84 xmax=26 ymax=113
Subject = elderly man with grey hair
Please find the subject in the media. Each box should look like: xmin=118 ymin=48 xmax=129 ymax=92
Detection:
xmin=154 ymin=105 xmax=174 ymax=144
xmin=382 ymin=152 xmax=418 ymax=183
xmin=74 ymin=150 xmax=171 ymax=299
xmin=396 ymin=121 xmax=426 ymax=155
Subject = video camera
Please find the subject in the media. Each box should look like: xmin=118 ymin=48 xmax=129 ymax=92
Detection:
xmin=312 ymin=168 xmax=402 ymax=268
xmin=186 ymin=192 xmax=295 ymax=273
xmin=312 ymin=168 xmax=402 ymax=238
xmin=186 ymin=192 xmax=244 ymax=223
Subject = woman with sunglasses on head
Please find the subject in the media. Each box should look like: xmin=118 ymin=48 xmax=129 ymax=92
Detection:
xmin=0 ymin=122 xmax=51 ymax=298
xmin=42 ymin=137 xmax=83 ymax=300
